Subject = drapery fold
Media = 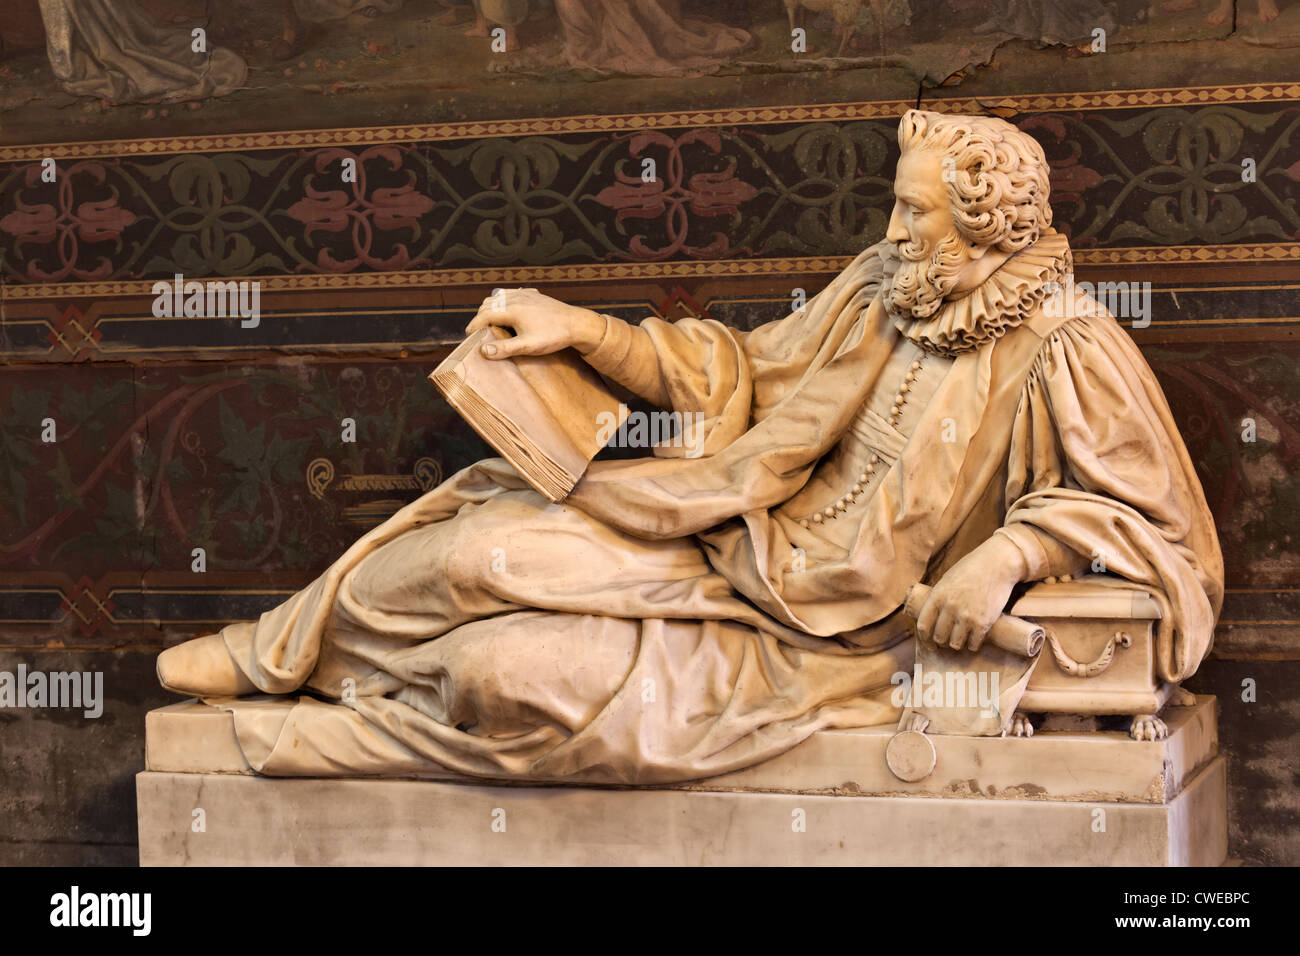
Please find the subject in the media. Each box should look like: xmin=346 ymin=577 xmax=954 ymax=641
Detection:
xmin=39 ymin=0 xmax=246 ymax=103
xmin=999 ymin=315 xmax=1224 ymax=681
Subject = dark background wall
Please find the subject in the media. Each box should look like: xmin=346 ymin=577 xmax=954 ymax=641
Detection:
xmin=1 ymin=0 xmax=1297 ymax=865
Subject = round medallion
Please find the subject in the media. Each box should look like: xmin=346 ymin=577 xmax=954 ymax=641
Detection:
xmin=885 ymin=729 xmax=937 ymax=783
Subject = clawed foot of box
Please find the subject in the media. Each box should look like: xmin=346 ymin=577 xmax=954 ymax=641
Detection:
xmin=1003 ymin=711 xmax=1035 ymax=737
xmin=1130 ymin=713 xmax=1169 ymax=741
xmin=903 ymin=712 xmax=930 ymax=733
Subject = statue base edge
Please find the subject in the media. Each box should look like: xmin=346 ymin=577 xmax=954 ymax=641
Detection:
xmin=136 ymin=757 xmax=1227 ymax=866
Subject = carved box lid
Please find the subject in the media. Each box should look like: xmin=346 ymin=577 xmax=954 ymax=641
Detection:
xmin=1011 ymin=574 xmax=1163 ymax=621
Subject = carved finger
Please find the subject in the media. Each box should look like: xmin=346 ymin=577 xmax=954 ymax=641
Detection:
xmin=947 ymin=618 xmax=970 ymax=651
xmin=915 ymin=592 xmax=939 ymax=641
xmin=932 ymin=606 xmax=956 ymax=646
xmin=466 ymin=305 xmax=504 ymax=333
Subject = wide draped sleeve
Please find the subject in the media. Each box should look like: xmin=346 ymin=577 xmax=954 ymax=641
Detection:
xmin=995 ymin=312 xmax=1224 ymax=682
xmin=577 ymin=242 xmax=890 ymax=458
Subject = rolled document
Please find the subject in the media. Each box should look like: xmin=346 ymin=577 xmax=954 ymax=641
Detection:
xmin=904 ymin=583 xmax=1045 ymax=658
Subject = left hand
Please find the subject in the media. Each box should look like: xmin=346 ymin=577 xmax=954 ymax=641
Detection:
xmin=915 ymin=534 xmax=1028 ymax=652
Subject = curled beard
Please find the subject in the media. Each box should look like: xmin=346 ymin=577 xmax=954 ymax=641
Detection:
xmin=884 ymin=231 xmax=970 ymax=321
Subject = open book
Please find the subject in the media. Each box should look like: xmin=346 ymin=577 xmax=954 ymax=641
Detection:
xmin=430 ymin=327 xmax=630 ymax=502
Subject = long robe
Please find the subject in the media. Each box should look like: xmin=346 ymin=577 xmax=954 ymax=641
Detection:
xmin=209 ymin=229 xmax=1223 ymax=784
xmin=38 ymin=0 xmax=247 ymax=104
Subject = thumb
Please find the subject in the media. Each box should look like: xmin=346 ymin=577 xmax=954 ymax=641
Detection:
xmin=480 ymin=335 xmax=538 ymax=360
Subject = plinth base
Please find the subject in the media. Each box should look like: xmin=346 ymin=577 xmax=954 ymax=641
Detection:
xmin=136 ymin=696 xmax=1227 ymax=866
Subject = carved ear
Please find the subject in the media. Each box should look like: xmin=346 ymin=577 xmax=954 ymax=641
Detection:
xmin=965 ymin=239 xmax=991 ymax=260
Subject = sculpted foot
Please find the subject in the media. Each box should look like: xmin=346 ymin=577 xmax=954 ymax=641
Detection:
xmin=1003 ymin=711 xmax=1034 ymax=737
xmin=1130 ymin=714 xmax=1169 ymax=740
xmin=905 ymin=713 xmax=930 ymax=733
xmin=157 ymin=634 xmax=257 ymax=697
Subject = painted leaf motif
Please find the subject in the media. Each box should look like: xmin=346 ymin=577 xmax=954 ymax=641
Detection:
xmin=0 ymin=200 xmax=58 ymax=245
xmin=288 ymin=186 xmax=352 ymax=237
xmin=75 ymin=197 xmax=137 ymax=243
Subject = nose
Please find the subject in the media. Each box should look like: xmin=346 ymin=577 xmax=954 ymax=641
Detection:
xmin=886 ymin=201 xmax=909 ymax=244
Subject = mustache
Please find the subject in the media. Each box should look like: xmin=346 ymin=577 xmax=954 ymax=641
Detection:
xmin=893 ymin=237 xmax=934 ymax=263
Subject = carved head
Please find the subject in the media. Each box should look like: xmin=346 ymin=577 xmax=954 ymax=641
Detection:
xmin=884 ymin=109 xmax=1053 ymax=320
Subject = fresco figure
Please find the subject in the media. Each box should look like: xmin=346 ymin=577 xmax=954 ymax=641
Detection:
xmin=785 ymin=0 xmax=912 ymax=56
xmin=464 ymin=0 xmax=532 ymax=49
xmin=1208 ymin=0 xmax=1280 ymax=24
xmin=36 ymin=0 xmax=247 ymax=103
xmin=973 ymin=0 xmax=1116 ymax=46
xmin=277 ymin=0 xmax=409 ymax=60
xmin=553 ymin=0 xmax=754 ymax=74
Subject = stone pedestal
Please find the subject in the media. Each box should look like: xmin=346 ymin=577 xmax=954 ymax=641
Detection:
xmin=137 ymin=696 xmax=1227 ymax=866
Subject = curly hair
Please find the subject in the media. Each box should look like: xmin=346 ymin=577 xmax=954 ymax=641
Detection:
xmin=897 ymin=109 xmax=1053 ymax=254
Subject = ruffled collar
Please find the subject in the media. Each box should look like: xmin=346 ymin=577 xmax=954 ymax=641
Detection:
xmin=886 ymin=230 xmax=1072 ymax=356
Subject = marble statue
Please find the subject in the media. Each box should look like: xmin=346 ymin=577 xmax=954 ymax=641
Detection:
xmin=156 ymin=110 xmax=1223 ymax=785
